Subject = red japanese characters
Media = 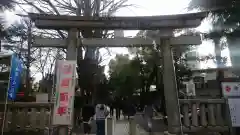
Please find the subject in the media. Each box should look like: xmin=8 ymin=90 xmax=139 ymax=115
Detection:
xmin=61 ymin=64 xmax=72 ymax=74
xmin=61 ymin=78 xmax=71 ymax=88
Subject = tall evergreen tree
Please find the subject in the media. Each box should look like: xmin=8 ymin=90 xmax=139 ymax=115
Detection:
xmin=188 ymin=1 xmax=240 ymax=96
xmin=0 ymin=0 xmax=15 ymax=51
xmin=188 ymin=1 xmax=240 ymax=74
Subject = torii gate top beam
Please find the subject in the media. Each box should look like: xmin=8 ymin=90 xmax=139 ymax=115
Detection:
xmin=28 ymin=12 xmax=207 ymax=30
xmin=32 ymin=36 xmax=202 ymax=48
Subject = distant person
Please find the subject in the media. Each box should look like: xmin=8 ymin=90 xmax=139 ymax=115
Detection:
xmin=128 ymin=103 xmax=136 ymax=119
xmin=122 ymin=101 xmax=128 ymax=119
xmin=123 ymin=101 xmax=136 ymax=120
xmin=82 ymin=104 xmax=95 ymax=135
xmin=144 ymin=104 xmax=154 ymax=132
xmin=115 ymin=97 xmax=121 ymax=120
xmin=109 ymin=102 xmax=114 ymax=117
xmin=74 ymin=95 xmax=82 ymax=127
xmin=95 ymin=103 xmax=109 ymax=135
xmin=160 ymin=96 xmax=168 ymax=125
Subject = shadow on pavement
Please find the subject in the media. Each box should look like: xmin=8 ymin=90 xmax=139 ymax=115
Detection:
xmin=3 ymin=130 xmax=45 ymax=135
xmin=134 ymin=114 xmax=167 ymax=132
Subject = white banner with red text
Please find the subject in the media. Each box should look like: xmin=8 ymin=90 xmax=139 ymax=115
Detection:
xmin=52 ymin=60 xmax=76 ymax=125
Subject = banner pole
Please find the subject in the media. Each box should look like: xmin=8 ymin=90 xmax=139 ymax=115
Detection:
xmin=1 ymin=54 xmax=14 ymax=135
xmin=1 ymin=84 xmax=9 ymax=135
xmin=49 ymin=60 xmax=58 ymax=135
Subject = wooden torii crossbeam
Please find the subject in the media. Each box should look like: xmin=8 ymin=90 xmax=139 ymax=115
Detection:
xmin=32 ymin=35 xmax=201 ymax=48
xmin=28 ymin=12 xmax=207 ymax=30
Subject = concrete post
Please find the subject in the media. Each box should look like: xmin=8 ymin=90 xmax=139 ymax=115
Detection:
xmin=58 ymin=28 xmax=78 ymax=135
xmin=161 ymin=38 xmax=181 ymax=134
xmin=105 ymin=117 xmax=114 ymax=135
xmin=66 ymin=29 xmax=78 ymax=60
xmin=58 ymin=125 xmax=68 ymax=135
xmin=129 ymin=117 xmax=136 ymax=135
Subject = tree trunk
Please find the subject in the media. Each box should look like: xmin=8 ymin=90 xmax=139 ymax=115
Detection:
xmin=214 ymin=39 xmax=222 ymax=68
xmin=26 ymin=22 xmax=32 ymax=97
xmin=0 ymin=39 xmax=1 ymax=52
xmin=77 ymin=0 xmax=101 ymax=104
xmin=213 ymin=38 xmax=224 ymax=98
xmin=228 ymin=38 xmax=240 ymax=76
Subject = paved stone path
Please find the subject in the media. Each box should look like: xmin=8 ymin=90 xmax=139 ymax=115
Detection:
xmin=72 ymin=118 xmax=168 ymax=135
xmin=72 ymin=111 xmax=168 ymax=135
xmin=135 ymin=114 xmax=167 ymax=132
xmin=72 ymin=120 xmax=150 ymax=135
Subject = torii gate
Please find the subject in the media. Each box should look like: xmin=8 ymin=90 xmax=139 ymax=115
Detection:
xmin=28 ymin=12 xmax=206 ymax=134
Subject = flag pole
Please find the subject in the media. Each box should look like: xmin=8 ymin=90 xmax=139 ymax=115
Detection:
xmin=1 ymin=54 xmax=14 ymax=135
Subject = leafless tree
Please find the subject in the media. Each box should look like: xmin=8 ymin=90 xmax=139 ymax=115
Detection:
xmin=13 ymin=0 xmax=134 ymax=102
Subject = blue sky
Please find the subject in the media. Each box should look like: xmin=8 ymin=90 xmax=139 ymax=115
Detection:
xmin=3 ymin=0 xmax=231 ymax=79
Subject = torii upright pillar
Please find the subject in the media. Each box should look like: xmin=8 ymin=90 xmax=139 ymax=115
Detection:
xmin=66 ymin=29 xmax=78 ymax=60
xmin=161 ymin=37 xmax=181 ymax=133
xmin=57 ymin=29 xmax=78 ymax=135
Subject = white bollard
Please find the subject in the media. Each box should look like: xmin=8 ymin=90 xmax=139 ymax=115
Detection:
xmin=129 ymin=117 xmax=136 ymax=135
xmin=113 ymin=116 xmax=116 ymax=133
xmin=105 ymin=117 xmax=114 ymax=135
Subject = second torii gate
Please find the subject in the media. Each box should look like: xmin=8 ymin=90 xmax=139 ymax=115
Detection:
xmin=29 ymin=12 xmax=206 ymax=134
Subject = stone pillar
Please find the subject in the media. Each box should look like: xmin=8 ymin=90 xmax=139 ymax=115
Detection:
xmin=129 ymin=117 xmax=136 ymax=135
xmin=58 ymin=125 xmax=68 ymax=135
xmin=58 ymin=28 xmax=78 ymax=135
xmin=66 ymin=29 xmax=78 ymax=60
xmin=161 ymin=38 xmax=181 ymax=134
xmin=105 ymin=117 xmax=114 ymax=135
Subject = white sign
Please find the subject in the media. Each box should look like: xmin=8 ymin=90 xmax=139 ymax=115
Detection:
xmin=52 ymin=60 xmax=76 ymax=125
xmin=36 ymin=93 xmax=48 ymax=103
xmin=228 ymin=98 xmax=240 ymax=127
xmin=186 ymin=80 xmax=196 ymax=96
xmin=221 ymin=82 xmax=240 ymax=97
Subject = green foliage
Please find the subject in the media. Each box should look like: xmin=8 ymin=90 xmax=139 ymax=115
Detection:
xmin=108 ymin=30 xmax=194 ymax=101
xmin=108 ymin=43 xmax=192 ymax=100
xmin=188 ymin=0 xmax=231 ymax=11
xmin=188 ymin=0 xmax=240 ymax=39
xmin=78 ymin=58 xmax=105 ymax=91
xmin=188 ymin=0 xmax=240 ymax=74
xmin=108 ymin=54 xmax=142 ymax=97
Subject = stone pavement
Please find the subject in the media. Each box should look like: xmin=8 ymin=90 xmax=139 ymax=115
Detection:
xmin=115 ymin=120 xmax=169 ymax=135
xmin=72 ymin=111 xmax=168 ymax=135
xmin=134 ymin=114 xmax=167 ymax=132
xmin=72 ymin=120 xmax=149 ymax=135
xmin=72 ymin=118 xmax=169 ymax=135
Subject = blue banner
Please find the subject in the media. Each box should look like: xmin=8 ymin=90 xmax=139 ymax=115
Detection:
xmin=8 ymin=54 xmax=23 ymax=100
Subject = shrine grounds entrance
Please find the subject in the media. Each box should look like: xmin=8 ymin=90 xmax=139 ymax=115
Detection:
xmin=0 ymin=11 xmax=230 ymax=135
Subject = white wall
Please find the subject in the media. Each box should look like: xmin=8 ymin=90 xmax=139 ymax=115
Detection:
xmin=185 ymin=50 xmax=201 ymax=70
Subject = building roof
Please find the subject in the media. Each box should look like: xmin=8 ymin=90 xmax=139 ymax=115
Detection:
xmin=0 ymin=52 xmax=13 ymax=58
xmin=192 ymin=67 xmax=233 ymax=73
